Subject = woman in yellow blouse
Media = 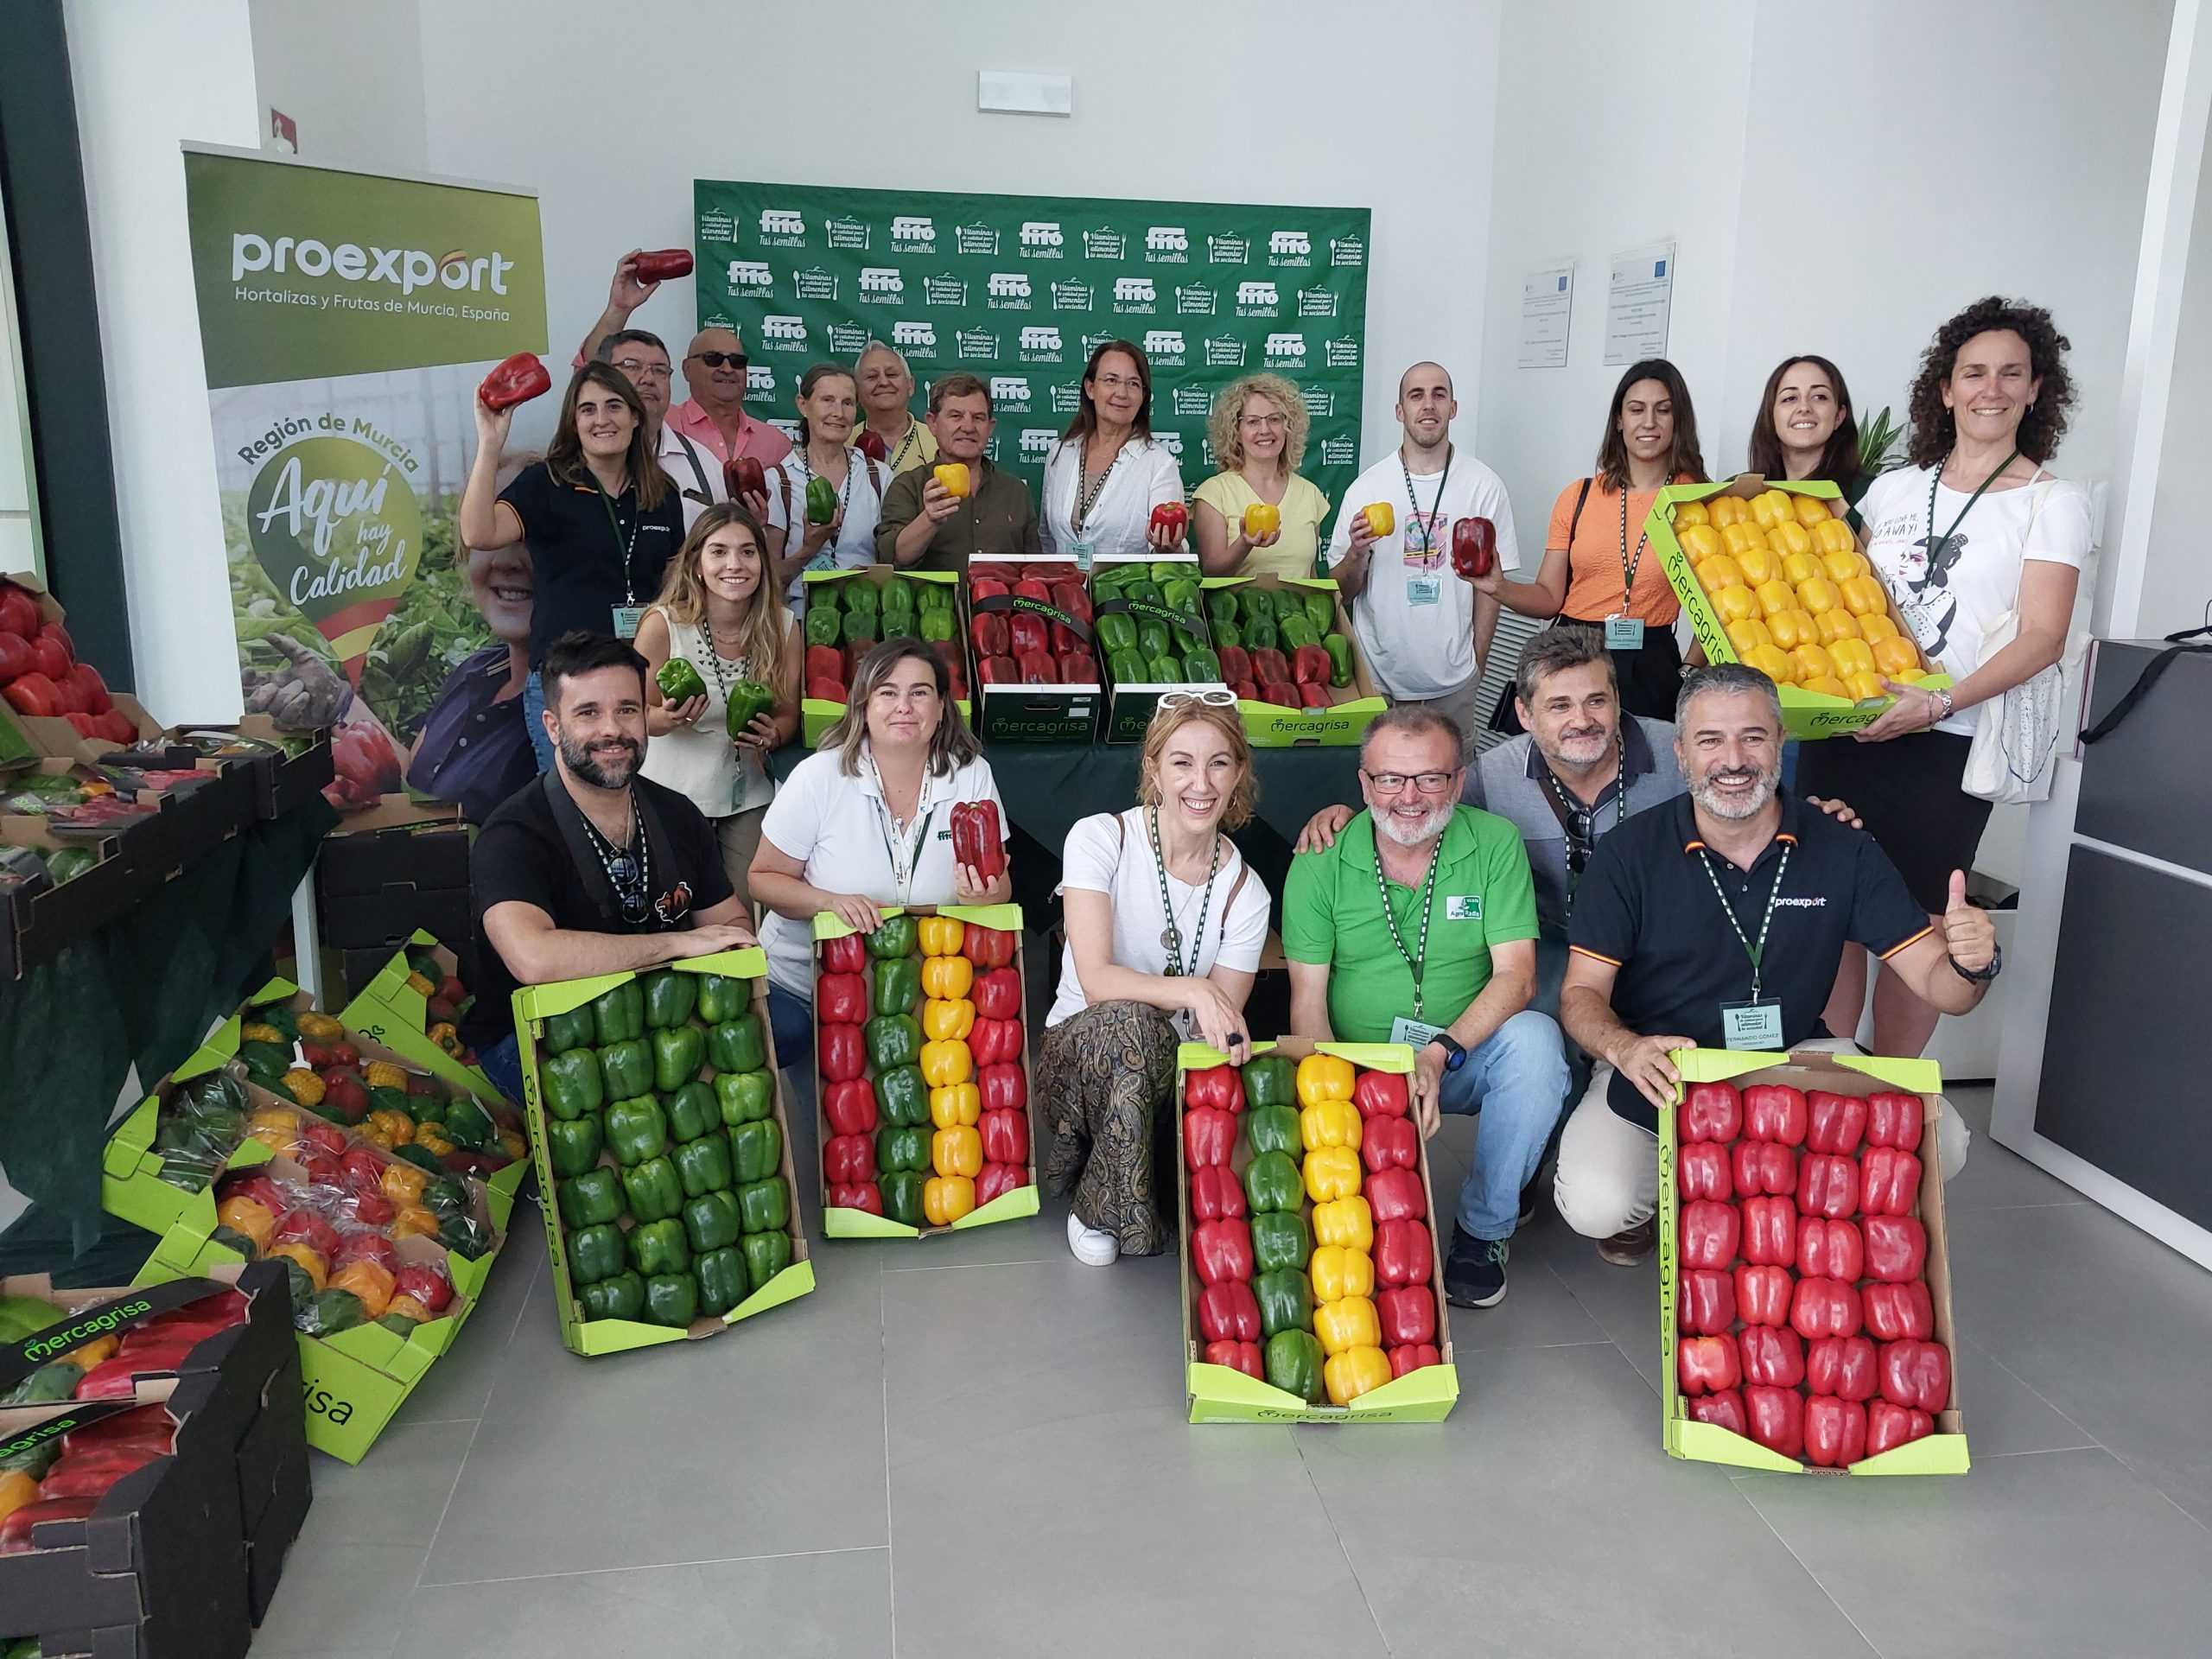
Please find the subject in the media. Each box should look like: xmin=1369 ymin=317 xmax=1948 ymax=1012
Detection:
xmin=1192 ymin=374 xmax=1332 ymax=580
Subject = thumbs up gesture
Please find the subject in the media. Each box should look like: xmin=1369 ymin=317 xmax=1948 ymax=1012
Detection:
xmin=1941 ymin=869 xmax=1995 ymax=973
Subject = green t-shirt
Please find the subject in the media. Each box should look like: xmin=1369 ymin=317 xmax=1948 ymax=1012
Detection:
xmin=1281 ymin=805 xmax=1540 ymax=1041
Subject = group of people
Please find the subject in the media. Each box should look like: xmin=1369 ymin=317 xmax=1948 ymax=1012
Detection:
xmin=456 ymin=262 xmax=2087 ymax=1309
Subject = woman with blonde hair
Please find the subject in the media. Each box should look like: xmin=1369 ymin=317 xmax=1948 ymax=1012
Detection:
xmin=1039 ymin=692 xmax=1272 ymax=1264
xmin=633 ymin=503 xmax=800 ymax=909
xmin=1193 ymin=373 xmax=1332 ymax=579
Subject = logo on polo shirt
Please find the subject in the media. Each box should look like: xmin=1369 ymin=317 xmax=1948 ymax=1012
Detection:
xmin=1263 ymin=333 xmax=1307 ymax=368
xmin=1018 ymin=325 xmax=1064 ymax=361
xmin=1268 ymin=229 xmax=1313 ymax=266
xmin=758 ymin=208 xmax=806 ymax=245
xmin=1235 ymin=280 xmax=1280 ymax=316
xmin=1141 ymin=329 xmax=1185 ymax=365
xmin=1446 ymin=895 xmax=1483 ymax=920
xmin=855 ymin=265 xmax=904 ymax=302
xmin=1774 ymin=896 xmax=1828 ymax=908
xmin=726 ymin=259 xmax=772 ymax=296
xmin=890 ymin=216 xmax=936 ymax=251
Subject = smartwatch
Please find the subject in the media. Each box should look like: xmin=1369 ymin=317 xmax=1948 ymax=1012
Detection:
xmin=1427 ymin=1033 xmax=1468 ymax=1072
xmin=1948 ymin=943 xmax=2002 ymax=983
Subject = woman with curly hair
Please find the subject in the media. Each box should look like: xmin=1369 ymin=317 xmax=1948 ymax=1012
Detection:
xmin=1039 ymin=693 xmax=1270 ymax=1264
xmin=1192 ymin=374 xmax=1332 ymax=578
xmin=1799 ymin=296 xmax=2091 ymax=1057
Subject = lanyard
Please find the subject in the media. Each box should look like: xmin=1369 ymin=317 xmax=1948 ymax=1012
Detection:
xmin=796 ymin=448 xmax=857 ymax=552
xmin=1539 ymin=734 xmax=1627 ymax=909
xmin=1370 ymin=832 xmax=1443 ymax=1019
xmin=1697 ymin=840 xmax=1792 ymax=1001
xmin=595 ymin=482 xmax=645 ymax=603
xmin=1923 ymin=447 xmax=2019 ymax=581
xmin=888 ymin=419 xmax=923 ymax=472
xmin=577 ymin=793 xmax=651 ymax=924
xmin=1146 ymin=806 xmax=1222 ymax=977
xmin=1400 ymin=447 xmax=1453 ymax=557
xmin=1071 ymin=441 xmax=1122 ymax=536
xmin=864 ymin=749 xmax=935 ymax=904
xmin=1618 ymin=488 xmax=1649 ymax=613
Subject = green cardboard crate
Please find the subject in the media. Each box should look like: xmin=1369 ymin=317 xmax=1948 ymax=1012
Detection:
xmin=337 ymin=927 xmax=512 ymax=1108
xmin=514 ymin=947 xmax=815 ymax=1357
xmin=100 ymin=1025 xmax=253 ymax=1237
xmin=800 ymin=567 xmax=970 ymax=747
xmin=1175 ymin=1038 xmax=1459 ymax=1424
xmin=1658 ymin=1046 xmax=1969 ymax=1476
xmin=1196 ymin=574 xmax=1383 ymax=747
xmin=813 ymin=904 xmax=1040 ymax=1239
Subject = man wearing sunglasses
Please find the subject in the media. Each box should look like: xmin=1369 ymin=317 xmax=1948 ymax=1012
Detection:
xmin=1283 ymin=707 xmax=1571 ymax=1309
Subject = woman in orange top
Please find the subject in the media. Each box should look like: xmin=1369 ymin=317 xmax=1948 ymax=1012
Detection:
xmin=1478 ymin=359 xmax=1707 ymax=724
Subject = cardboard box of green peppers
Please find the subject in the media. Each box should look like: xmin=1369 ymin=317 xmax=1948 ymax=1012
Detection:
xmin=516 ymin=948 xmax=814 ymax=1358
xmin=798 ymin=568 xmax=969 ymax=747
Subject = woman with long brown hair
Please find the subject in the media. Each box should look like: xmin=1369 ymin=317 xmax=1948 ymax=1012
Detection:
xmin=1747 ymin=353 xmax=1868 ymax=524
xmin=1039 ymin=338 xmax=1187 ymax=564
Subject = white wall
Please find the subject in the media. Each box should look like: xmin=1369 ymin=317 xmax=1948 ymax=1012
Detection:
xmin=2139 ymin=118 xmax=2212 ymax=637
xmin=249 ymin=0 xmax=428 ymax=175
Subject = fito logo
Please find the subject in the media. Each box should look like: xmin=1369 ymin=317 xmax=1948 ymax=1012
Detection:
xmin=1113 ymin=276 xmax=1156 ymax=302
xmin=760 ymin=315 xmax=807 ymax=340
xmin=1141 ymin=330 xmax=1185 ymax=355
xmin=857 ymin=266 xmax=905 ymax=296
xmin=1020 ymin=221 xmax=1064 ymax=247
xmin=1268 ymin=230 xmax=1312 ymax=256
xmin=986 ymin=272 xmax=1031 ymax=298
xmin=892 ymin=321 xmax=937 ymax=348
xmin=758 ymin=208 xmax=805 ymax=236
xmin=1019 ymin=325 xmax=1062 ymax=351
xmin=1236 ymin=281 xmax=1280 ymax=306
xmin=1145 ymin=226 xmax=1189 ymax=251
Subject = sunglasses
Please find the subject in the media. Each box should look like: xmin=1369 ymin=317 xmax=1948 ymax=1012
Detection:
xmin=1158 ymin=689 xmax=1238 ymax=711
xmin=689 ymin=351 xmax=747 ymax=370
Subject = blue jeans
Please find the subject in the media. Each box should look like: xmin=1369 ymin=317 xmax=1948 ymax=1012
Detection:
xmin=767 ymin=982 xmax=812 ymax=1071
xmin=523 ymin=670 xmax=555 ymax=773
xmin=479 ymin=1032 xmax=524 ymax=1107
xmin=1437 ymin=1008 xmax=1572 ymax=1241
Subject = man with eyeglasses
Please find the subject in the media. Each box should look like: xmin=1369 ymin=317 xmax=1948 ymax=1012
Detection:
xmin=1282 ymin=707 xmax=1571 ymax=1308
xmin=875 ymin=374 xmax=1042 ymax=574
xmin=466 ymin=631 xmax=760 ymax=1105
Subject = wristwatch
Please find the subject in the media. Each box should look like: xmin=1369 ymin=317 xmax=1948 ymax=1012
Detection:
xmin=1426 ymin=1033 xmax=1468 ymax=1072
xmin=1927 ymin=686 xmax=1955 ymax=725
xmin=1948 ymin=943 xmax=2002 ymax=983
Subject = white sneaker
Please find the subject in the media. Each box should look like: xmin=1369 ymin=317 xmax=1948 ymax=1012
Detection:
xmin=1066 ymin=1211 xmax=1119 ymax=1266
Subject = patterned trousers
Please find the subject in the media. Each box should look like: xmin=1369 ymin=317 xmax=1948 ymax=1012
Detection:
xmin=1036 ymin=1000 xmax=1181 ymax=1256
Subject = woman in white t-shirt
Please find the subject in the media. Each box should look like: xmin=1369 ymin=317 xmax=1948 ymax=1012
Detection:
xmin=763 ymin=363 xmax=886 ymax=613
xmin=748 ymin=639 xmax=1011 ymax=1066
xmin=1040 ymin=695 xmax=1270 ymax=1266
xmin=1039 ymin=340 xmax=1187 ymax=567
xmin=1798 ymin=297 xmax=2090 ymax=1058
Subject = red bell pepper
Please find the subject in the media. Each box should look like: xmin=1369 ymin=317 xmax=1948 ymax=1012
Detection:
xmin=78 ymin=1344 xmax=200 ymax=1398
xmin=970 ymin=577 xmax=1009 ymax=602
xmin=1016 ymin=651 xmax=1058 ymax=684
xmin=1229 ymin=679 xmax=1260 ymax=702
xmin=1680 ymin=1080 xmax=1742 ymax=1144
xmin=1362 ymin=1116 xmax=1418 ymax=1174
xmin=1807 ymin=1335 xmax=1877 ymax=1402
xmin=1205 ymin=1339 xmax=1264 ymax=1380
xmin=0 ymin=1497 xmax=100 ymax=1554
xmin=1687 ymin=1388 xmax=1748 ymax=1436
xmin=1789 ymin=1276 xmax=1863 ymax=1341
xmin=1389 ymin=1342 xmax=1442 ymax=1379
xmin=963 ymin=923 xmax=1016 ymax=967
xmin=1798 ymin=1153 xmax=1859 ymax=1220
xmin=1197 ymin=1280 xmax=1262 ymax=1344
xmin=1743 ymin=1084 xmax=1807 ymax=1147
xmin=1677 ymin=1141 xmax=1731 ymax=1202
xmin=331 ymin=1230 xmax=397 ymax=1273
xmin=35 ymin=620 xmax=68 ymax=662
xmin=1732 ymin=1138 xmax=1796 ymax=1198
xmin=1865 ymin=1400 xmax=1934 ymax=1456
xmin=0 ymin=583 xmax=38 ymax=638
xmin=1860 ymin=1147 xmax=1922 ymax=1216
xmin=1050 ymin=582 xmax=1091 ymax=624
xmin=2 ymin=671 xmax=60 ymax=717
xmin=276 ymin=1209 xmax=340 ymax=1258
xmin=1373 ymin=1217 xmax=1431 ymax=1287
xmin=825 ymin=1134 xmax=874 ymax=1184
xmin=1862 ymin=1214 xmax=1927 ymax=1282
xmin=1190 ymin=1164 xmax=1246 ymax=1221
xmin=971 ymin=1020 xmax=1023 ymax=1065
xmin=1376 ymin=1284 xmax=1436 ymax=1346
xmin=1192 ymin=1217 xmax=1255 ymax=1286
xmin=856 ymin=426 xmax=889 ymax=463
xmin=1185 ymin=1106 xmax=1235 ymax=1169
xmin=69 ymin=664 xmax=111 ymax=715
xmin=1451 ymin=515 xmax=1497 ymax=580
xmin=818 ymin=1022 xmax=866 ymax=1083
xmin=1745 ymin=1384 xmax=1805 ymax=1459
xmin=1149 ymin=500 xmax=1188 ymax=540
xmin=1217 ymin=645 xmax=1253 ymax=684
xmin=62 ymin=1404 xmax=175 ymax=1457
xmin=1796 ymin=1217 xmax=1863 ymax=1281
xmin=35 ymin=1446 xmax=162 ymax=1504
xmin=1008 ymin=613 xmax=1048 ymax=658
xmin=979 ymin=1106 xmax=1027 ymax=1165
xmin=1056 ymin=650 xmax=1093 ymax=684
xmin=62 ymin=709 xmax=99 ymax=738
xmin=1680 ymin=1198 xmax=1740 ymax=1270
xmin=817 ymin=973 xmax=868 ymax=1025
xmin=0 ymin=634 xmax=29 ymax=679
xmin=1676 ymin=1333 xmax=1740 ymax=1397
xmin=830 ymin=1181 xmax=884 ymax=1214
xmin=1677 ymin=1268 xmax=1736 ymax=1336
xmin=631 ymin=248 xmax=694 ymax=281
xmin=971 ymin=613 xmax=1011 ymax=656
xmin=950 ymin=802 xmax=1006 ymax=877
xmin=819 ymin=933 xmax=868 ymax=976
xmin=1805 ymin=1090 xmax=1868 ymax=1155
xmin=806 ymin=677 xmax=848 ymax=702
xmin=479 ymin=352 xmax=551 ymax=411
xmin=807 ymin=645 xmax=847 ymax=689
xmin=1738 ymin=1323 xmax=1804 ymax=1389
xmin=1250 ymin=646 xmax=1292 ymax=685
xmin=394 ymin=1263 xmax=453 ymax=1314
xmin=1292 ymin=644 xmax=1332 ymax=686
xmin=824 ymin=1077 xmax=878 ymax=1136
xmin=1012 ymin=577 xmax=1052 ymax=607
xmin=1352 ymin=1070 xmax=1408 ymax=1119
xmin=980 ymin=1063 xmax=1025 ymax=1115
xmin=1365 ymin=1166 xmax=1425 ymax=1224
xmin=1804 ymin=1395 xmax=1867 ymax=1469
xmin=1865 ymin=1090 xmax=1924 ymax=1153
xmin=972 ymin=968 xmax=1021 ymax=1021
xmin=1864 ymin=1280 xmax=1935 ymax=1342
xmin=1734 ymin=1264 xmax=1791 ymax=1328
xmin=976 ymin=1163 xmax=1027 ymax=1206
xmin=1878 ymin=1338 xmax=1950 ymax=1412
xmin=728 ymin=454 xmax=767 ymax=500
xmin=1185 ymin=1065 xmax=1245 ymax=1114
xmin=1740 ymin=1194 xmax=1795 ymax=1266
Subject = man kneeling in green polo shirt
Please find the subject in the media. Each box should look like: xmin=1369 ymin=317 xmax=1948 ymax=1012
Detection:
xmin=1283 ymin=707 xmax=1572 ymax=1308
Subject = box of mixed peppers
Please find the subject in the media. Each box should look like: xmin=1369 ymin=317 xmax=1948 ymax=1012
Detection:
xmin=337 ymin=927 xmax=512 ymax=1108
xmin=1195 ymin=573 xmax=1385 ymax=747
xmin=515 ymin=948 xmax=814 ymax=1358
xmin=813 ymin=903 xmax=1038 ymax=1238
xmin=1659 ymin=1046 xmax=1968 ymax=1475
xmin=799 ymin=567 xmax=971 ymax=747
xmin=1175 ymin=1039 xmax=1459 ymax=1423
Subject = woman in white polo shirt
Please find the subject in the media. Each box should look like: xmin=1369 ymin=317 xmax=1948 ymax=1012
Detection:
xmin=748 ymin=639 xmax=1011 ymax=1065
xmin=1039 ymin=340 xmax=1187 ymax=567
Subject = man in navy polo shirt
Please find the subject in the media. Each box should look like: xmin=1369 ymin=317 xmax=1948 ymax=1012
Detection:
xmin=1554 ymin=664 xmax=1989 ymax=1262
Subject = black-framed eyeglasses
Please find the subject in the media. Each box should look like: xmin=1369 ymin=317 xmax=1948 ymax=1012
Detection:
xmin=689 ymin=351 xmax=747 ymax=370
xmin=1361 ymin=768 xmax=1459 ymax=796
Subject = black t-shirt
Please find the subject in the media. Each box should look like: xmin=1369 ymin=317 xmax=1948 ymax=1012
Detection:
xmin=1568 ymin=791 xmax=1930 ymax=1130
xmin=499 ymin=461 xmax=682 ymax=664
xmin=465 ymin=772 xmax=734 ymax=1048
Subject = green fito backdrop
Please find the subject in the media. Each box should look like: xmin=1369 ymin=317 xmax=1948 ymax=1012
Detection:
xmin=694 ymin=181 xmax=1370 ymax=527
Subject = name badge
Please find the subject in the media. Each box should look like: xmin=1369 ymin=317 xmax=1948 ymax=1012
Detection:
xmin=1719 ymin=998 xmax=1785 ymax=1051
xmin=1407 ymin=576 xmax=1441 ymax=607
xmin=1605 ymin=616 xmax=1647 ymax=650
xmin=1071 ymin=538 xmax=1096 ymax=573
xmin=1445 ymin=894 xmax=1482 ymax=921
xmin=609 ymin=605 xmax=646 ymax=640
xmin=1389 ymin=1015 xmax=1445 ymax=1051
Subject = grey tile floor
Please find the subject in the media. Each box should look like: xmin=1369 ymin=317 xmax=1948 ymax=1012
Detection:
xmin=251 ymin=1083 xmax=2212 ymax=1658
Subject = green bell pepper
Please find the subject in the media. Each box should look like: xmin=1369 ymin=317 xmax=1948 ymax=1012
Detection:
xmin=568 ymin=1222 xmax=626 ymax=1285
xmin=666 ymin=1080 xmax=719 ymax=1143
xmin=864 ymin=1013 xmax=923 ymax=1071
xmin=1183 ymin=648 xmax=1222 ymax=682
xmin=239 ymin=1040 xmax=290 ymax=1088
xmin=695 ymin=973 xmax=749 ymax=1025
xmin=1243 ymin=613 xmax=1278 ymax=652
xmin=917 ymin=607 xmax=956 ymax=645
xmin=546 ymin=1114 xmax=605 ymax=1179
xmin=1148 ymin=562 xmax=1185 ymax=585
xmin=871 ymin=957 xmax=921 ymax=1016
xmin=544 ymin=1007 xmax=595 ymax=1055
xmin=1240 ymin=587 xmax=1277 ymax=624
xmin=597 ymin=1037 xmax=652 ymax=1100
xmin=1266 ymin=1329 xmax=1326 ymax=1403
xmin=1213 ymin=620 xmax=1243 ymax=651
xmin=725 ymin=678 xmax=775 ymax=737
xmin=877 ymin=1123 xmax=928 ymax=1173
xmin=1300 ymin=589 xmax=1336 ymax=636
xmin=1243 ymin=1054 xmax=1296 ymax=1109
xmin=1250 ymin=1210 xmax=1311 ymax=1277
xmin=843 ymin=578 xmax=879 ymax=616
xmin=867 ymin=914 xmax=918 ymax=959
xmin=1255 ymin=1267 xmax=1314 ymax=1338
xmin=802 ymin=474 xmax=839 ymax=524
xmin=592 ymin=982 xmax=645 ymax=1045
xmin=621 ymin=1154 xmax=684 ymax=1223
xmin=1243 ymin=1149 xmax=1303 ymax=1213
xmin=557 ymin=1167 xmax=624 ymax=1229
xmin=1146 ymin=652 xmax=1184 ymax=683
xmin=715 ymin=1069 xmax=775 ymax=1125
xmin=1172 ymin=621 xmax=1207 ymax=656
xmin=805 ymin=602 xmax=842 ymax=646
xmin=1321 ymin=633 xmax=1353 ymax=688
xmin=683 ymin=1189 xmax=743 ymax=1254
xmin=1245 ymin=1103 xmax=1300 ymax=1158
xmin=1205 ymin=587 xmax=1240 ymax=626
xmin=657 ymin=658 xmax=708 ymax=703
xmin=876 ymin=1064 xmax=929 ymax=1126
xmin=742 ymin=1230 xmax=793 ymax=1291
xmin=579 ymin=1269 xmax=645 ymax=1322
xmin=916 ymin=580 xmax=954 ymax=616
xmin=672 ymin=1132 xmax=734 ymax=1198
xmin=706 ymin=1013 xmax=766 ymax=1074
xmin=628 ymin=1217 xmax=691 ymax=1277
xmin=1096 ymin=611 xmax=1138 ymax=655
xmin=652 ymin=1024 xmax=706 ymax=1092
xmin=731 ymin=1117 xmax=783 ymax=1183
xmin=442 ymin=1096 xmax=493 ymax=1151
xmin=440 ymin=1213 xmax=494 ymax=1260
xmin=1109 ymin=648 xmax=1148 ymax=685
xmin=881 ymin=1169 xmax=926 ymax=1226
xmin=369 ymin=1084 xmax=412 ymax=1119
xmin=1136 ymin=616 xmax=1171 ymax=660
xmin=540 ymin=1049 xmax=603 ymax=1120
xmin=1126 ymin=580 xmax=1164 ymax=608
xmin=644 ymin=1273 xmax=697 ymax=1327
xmin=641 ymin=968 xmax=698 ymax=1030
xmin=306 ymin=1288 xmax=367 ymax=1335
xmin=1278 ymin=612 xmax=1319 ymax=651
xmin=604 ymin=1094 xmax=668 ymax=1166
xmin=880 ymin=581 xmax=916 ymax=621
xmin=738 ymin=1176 xmax=791 ymax=1234
xmin=394 ymin=1143 xmax=445 ymax=1176
xmin=694 ymin=1247 xmax=748 ymax=1316
xmin=1161 ymin=578 xmax=1202 ymax=620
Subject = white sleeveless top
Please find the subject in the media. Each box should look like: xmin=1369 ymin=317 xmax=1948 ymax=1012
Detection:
xmin=638 ymin=608 xmax=776 ymax=818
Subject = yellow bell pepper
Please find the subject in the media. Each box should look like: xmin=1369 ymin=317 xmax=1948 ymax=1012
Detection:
xmin=65 ymin=1334 xmax=119 ymax=1371
xmin=929 ymin=1082 xmax=981 ymax=1129
xmin=380 ymin=1162 xmax=429 ymax=1208
xmin=922 ymin=997 xmax=976 ymax=1043
xmin=919 ymin=954 xmax=973 ymax=1000
xmin=1672 ymin=499 xmax=1710 ymax=528
xmin=427 ymin=1021 xmax=463 ymax=1058
xmin=1300 ymin=1099 xmax=1362 ymax=1154
xmin=1312 ymin=1195 xmax=1373 ymax=1251
xmin=1750 ymin=488 xmax=1791 ymax=530
xmin=297 ymin=1011 xmax=345 ymax=1043
xmin=920 ymin=1039 xmax=972 ymax=1087
xmin=1325 ymin=1344 xmax=1394 ymax=1405
xmin=1308 ymin=1244 xmax=1374 ymax=1305
xmin=1302 ymin=1144 xmax=1362 ymax=1204
xmin=1709 ymin=495 xmax=1745 ymax=527
xmin=361 ymin=1109 xmax=415 ymax=1149
xmin=384 ymin=1293 xmax=436 ymax=1326
xmin=1314 ymin=1294 xmax=1381 ymax=1357
xmin=239 ymin=1021 xmax=286 ymax=1045
xmin=931 ymin=1124 xmax=982 ymax=1179
xmin=933 ymin=462 xmax=971 ymax=499
xmin=924 ymin=1174 xmax=976 ymax=1225
xmin=1243 ymin=500 xmax=1281 ymax=539
xmin=267 ymin=1241 xmax=327 ymax=1292
xmin=331 ymin=1259 xmax=395 ymax=1318
xmin=245 ymin=1107 xmax=301 ymax=1156
xmin=411 ymin=1122 xmax=456 ymax=1158
xmin=0 ymin=1471 xmax=41 ymax=1529
xmin=279 ymin=1067 xmax=327 ymax=1108
xmin=917 ymin=916 xmax=966 ymax=957
xmin=1363 ymin=501 xmax=1394 ymax=537
xmin=363 ymin=1061 xmax=410 ymax=1091
xmin=216 ymin=1194 xmax=276 ymax=1251
xmin=1294 ymin=1053 xmax=1355 ymax=1108
xmin=406 ymin=970 xmax=436 ymax=996
xmin=391 ymin=1204 xmax=439 ymax=1241
xmin=498 ymin=1128 xmax=528 ymax=1160
xmin=1812 ymin=516 xmax=1858 ymax=556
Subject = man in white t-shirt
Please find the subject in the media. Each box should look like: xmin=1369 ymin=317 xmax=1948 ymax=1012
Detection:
xmin=1326 ymin=363 xmax=1520 ymax=752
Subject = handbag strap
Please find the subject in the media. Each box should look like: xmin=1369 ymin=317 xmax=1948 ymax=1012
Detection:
xmin=2078 ymin=627 xmax=2212 ymax=746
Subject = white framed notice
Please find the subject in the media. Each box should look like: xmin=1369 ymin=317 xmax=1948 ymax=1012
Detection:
xmin=1518 ymin=262 xmax=1573 ymax=369
xmin=1604 ymin=241 xmax=1675 ymax=365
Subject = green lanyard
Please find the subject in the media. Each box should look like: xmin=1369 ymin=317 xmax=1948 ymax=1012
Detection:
xmin=1370 ymin=836 xmax=1442 ymax=1018
xmin=1697 ymin=842 xmax=1792 ymax=1001
xmin=1923 ymin=447 xmax=2019 ymax=582
xmin=596 ymin=482 xmax=644 ymax=603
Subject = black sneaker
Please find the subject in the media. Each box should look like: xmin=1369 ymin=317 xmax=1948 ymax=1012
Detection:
xmin=1444 ymin=1224 xmax=1509 ymax=1308
xmin=1597 ymin=1219 xmax=1656 ymax=1267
